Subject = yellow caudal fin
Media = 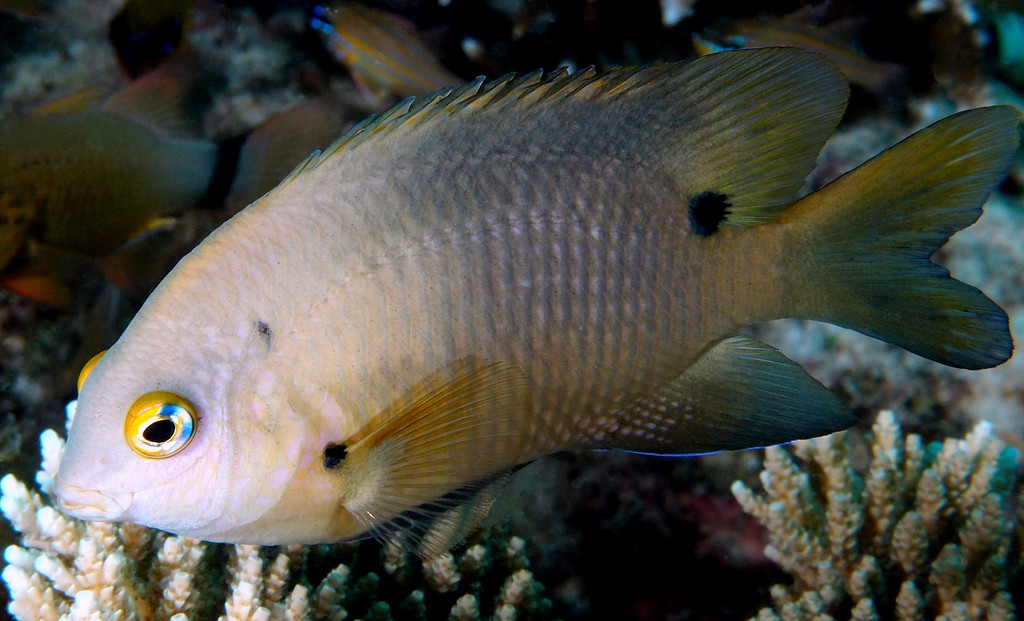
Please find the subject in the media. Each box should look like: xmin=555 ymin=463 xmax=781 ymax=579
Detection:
xmin=332 ymin=360 xmax=534 ymax=557
xmin=782 ymin=106 xmax=1020 ymax=369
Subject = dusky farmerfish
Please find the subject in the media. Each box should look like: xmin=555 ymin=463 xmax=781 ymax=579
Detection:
xmin=55 ymin=48 xmax=1019 ymax=556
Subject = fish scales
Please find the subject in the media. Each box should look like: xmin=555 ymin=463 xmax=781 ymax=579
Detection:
xmin=55 ymin=48 xmax=1019 ymax=555
xmin=223 ymin=118 xmax=738 ymax=445
xmin=192 ymin=79 xmax=696 ymax=410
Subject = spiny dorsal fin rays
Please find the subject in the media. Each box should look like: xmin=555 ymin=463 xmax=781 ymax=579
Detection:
xmin=311 ymin=63 xmax=652 ymax=164
xmin=336 ymin=360 xmax=533 ymax=556
xmin=292 ymin=48 xmax=846 ymax=229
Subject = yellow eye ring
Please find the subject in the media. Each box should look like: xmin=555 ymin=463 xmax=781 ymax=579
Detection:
xmin=124 ymin=391 xmax=197 ymax=458
xmin=77 ymin=350 xmax=107 ymax=393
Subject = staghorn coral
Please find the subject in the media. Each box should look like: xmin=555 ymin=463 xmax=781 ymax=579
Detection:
xmin=733 ymin=410 xmax=1023 ymax=621
xmin=1 ymin=403 xmax=553 ymax=621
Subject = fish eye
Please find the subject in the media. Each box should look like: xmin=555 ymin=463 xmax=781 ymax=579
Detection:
xmin=124 ymin=391 xmax=197 ymax=458
xmin=77 ymin=350 xmax=107 ymax=392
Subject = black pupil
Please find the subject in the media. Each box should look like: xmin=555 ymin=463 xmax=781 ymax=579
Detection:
xmin=143 ymin=418 xmax=177 ymax=444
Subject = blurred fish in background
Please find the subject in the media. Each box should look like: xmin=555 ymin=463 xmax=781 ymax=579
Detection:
xmin=0 ymin=54 xmax=219 ymax=307
xmin=311 ymin=2 xmax=463 ymax=100
xmin=695 ymin=15 xmax=908 ymax=97
xmin=223 ymin=89 xmax=366 ymax=216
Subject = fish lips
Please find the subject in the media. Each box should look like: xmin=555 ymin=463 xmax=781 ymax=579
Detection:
xmin=52 ymin=475 xmax=132 ymax=521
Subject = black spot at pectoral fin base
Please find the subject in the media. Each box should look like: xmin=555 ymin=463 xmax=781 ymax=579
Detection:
xmin=688 ymin=191 xmax=731 ymax=237
xmin=324 ymin=443 xmax=347 ymax=469
xmin=334 ymin=359 xmax=536 ymax=556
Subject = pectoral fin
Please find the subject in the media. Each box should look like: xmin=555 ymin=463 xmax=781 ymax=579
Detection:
xmin=333 ymin=360 xmax=533 ymax=556
xmin=602 ymin=336 xmax=858 ymax=455
xmin=363 ymin=474 xmax=512 ymax=558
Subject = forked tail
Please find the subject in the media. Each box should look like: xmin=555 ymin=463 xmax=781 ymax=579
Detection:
xmin=780 ymin=106 xmax=1019 ymax=369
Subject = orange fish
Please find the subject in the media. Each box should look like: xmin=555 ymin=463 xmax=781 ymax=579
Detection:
xmin=312 ymin=2 xmax=462 ymax=99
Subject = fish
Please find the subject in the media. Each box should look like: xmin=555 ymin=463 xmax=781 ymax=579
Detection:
xmin=223 ymin=91 xmax=366 ymax=216
xmin=0 ymin=56 xmax=218 ymax=306
xmin=311 ymin=2 xmax=462 ymax=99
xmin=54 ymin=48 xmax=1019 ymax=557
xmin=695 ymin=16 xmax=906 ymax=95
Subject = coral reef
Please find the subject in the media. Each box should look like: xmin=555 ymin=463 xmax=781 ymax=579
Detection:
xmin=733 ymin=411 xmax=1023 ymax=620
xmin=1 ymin=403 xmax=553 ymax=621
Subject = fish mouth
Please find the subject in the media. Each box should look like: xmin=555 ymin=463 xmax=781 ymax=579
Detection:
xmin=52 ymin=476 xmax=132 ymax=521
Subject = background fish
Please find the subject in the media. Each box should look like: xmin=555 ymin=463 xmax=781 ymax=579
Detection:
xmin=55 ymin=48 xmax=1018 ymax=557
xmin=223 ymin=90 xmax=366 ymax=216
xmin=695 ymin=16 xmax=907 ymax=95
xmin=0 ymin=57 xmax=218 ymax=306
xmin=311 ymin=2 xmax=462 ymax=99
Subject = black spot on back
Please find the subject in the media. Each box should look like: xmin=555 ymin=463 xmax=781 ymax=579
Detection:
xmin=324 ymin=443 xmax=347 ymax=470
xmin=254 ymin=320 xmax=272 ymax=350
xmin=688 ymin=191 xmax=731 ymax=238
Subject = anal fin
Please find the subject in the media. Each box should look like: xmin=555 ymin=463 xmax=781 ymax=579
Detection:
xmin=603 ymin=336 xmax=858 ymax=455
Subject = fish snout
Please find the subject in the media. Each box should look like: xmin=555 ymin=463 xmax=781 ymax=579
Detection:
xmin=53 ymin=476 xmax=132 ymax=521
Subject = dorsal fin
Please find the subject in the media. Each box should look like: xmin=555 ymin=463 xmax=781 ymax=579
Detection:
xmin=309 ymin=65 xmax=642 ymax=164
xmin=102 ymin=52 xmax=212 ymax=139
xmin=299 ymin=48 xmax=848 ymax=227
